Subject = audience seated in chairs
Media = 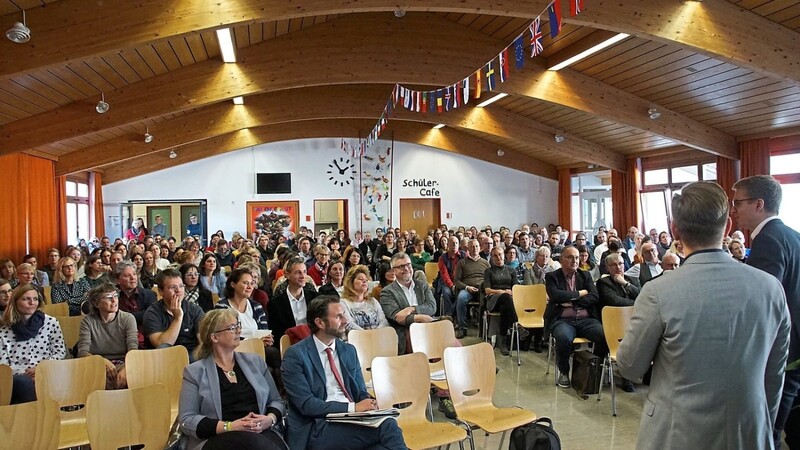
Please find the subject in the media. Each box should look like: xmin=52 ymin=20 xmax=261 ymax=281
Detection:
xmin=380 ymin=252 xmax=437 ymax=355
xmin=454 ymin=239 xmax=489 ymax=339
xmin=51 ymin=256 xmax=92 ymax=316
xmin=485 ymin=247 xmax=531 ymax=355
xmin=340 ymin=265 xmax=389 ymax=336
xmin=143 ymin=269 xmax=204 ymax=359
xmin=269 ymin=257 xmax=318 ymax=342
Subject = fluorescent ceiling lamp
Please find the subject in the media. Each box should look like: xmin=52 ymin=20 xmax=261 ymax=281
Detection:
xmin=216 ymin=28 xmax=237 ymax=63
xmin=232 ymin=96 xmax=244 ymax=105
xmin=433 ymin=123 xmax=446 ymax=129
xmin=548 ymin=33 xmax=629 ymax=71
xmin=476 ymin=93 xmax=508 ymax=108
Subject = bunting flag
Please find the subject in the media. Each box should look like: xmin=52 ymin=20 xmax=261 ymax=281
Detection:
xmin=421 ymin=92 xmax=428 ymax=113
xmin=386 ymin=99 xmax=393 ymax=117
xmin=436 ymin=90 xmax=443 ymax=113
xmin=415 ymin=91 xmax=422 ymax=112
xmin=514 ymin=36 xmax=525 ymax=69
xmin=462 ymin=77 xmax=470 ymax=105
xmin=393 ymin=85 xmax=399 ymax=106
xmin=430 ymin=91 xmax=437 ymax=113
xmin=530 ymin=17 xmax=543 ymax=57
xmin=549 ymin=1 xmax=562 ymax=38
xmin=570 ymin=0 xmax=584 ymax=16
xmin=403 ymin=88 xmax=411 ymax=109
xmin=452 ymin=83 xmax=460 ymax=109
xmin=486 ymin=62 xmax=496 ymax=91
xmin=474 ymin=69 xmax=482 ymax=99
xmin=499 ymin=48 xmax=510 ymax=83
xmin=444 ymin=86 xmax=452 ymax=111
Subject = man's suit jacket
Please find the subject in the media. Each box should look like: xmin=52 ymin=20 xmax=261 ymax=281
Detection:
xmin=617 ymin=250 xmax=790 ymax=450
xmin=282 ymin=336 xmax=369 ymax=450
xmin=268 ymin=286 xmax=318 ymax=341
xmin=544 ymin=269 xmax=600 ymax=334
xmin=596 ymin=275 xmax=640 ymax=311
xmin=179 ymin=352 xmax=286 ymax=450
xmin=748 ymin=218 xmax=800 ymax=362
xmin=379 ymin=280 xmax=437 ymax=354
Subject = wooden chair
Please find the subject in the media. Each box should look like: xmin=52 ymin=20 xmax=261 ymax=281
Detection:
xmin=409 ymin=321 xmax=456 ymax=392
xmin=372 ymin=353 xmax=469 ymax=450
xmin=348 ymin=328 xmax=398 ymax=391
xmin=42 ymin=302 xmax=69 ymax=317
xmin=35 ymin=355 xmax=106 ymax=448
xmin=0 ymin=364 xmax=12 ymax=406
xmin=212 ymin=292 xmax=220 ymax=306
xmin=223 ymin=265 xmax=232 ymax=274
xmin=86 ymin=384 xmax=171 ymax=449
xmin=546 ymin=336 xmax=592 ymax=385
xmin=126 ymin=345 xmax=190 ymax=423
xmin=280 ymin=334 xmax=292 ymax=360
xmin=42 ymin=285 xmax=52 ymax=304
xmin=0 ymin=397 xmax=60 ymax=448
xmin=57 ymin=315 xmax=83 ymax=357
xmin=510 ymin=284 xmax=547 ymax=365
xmin=236 ymin=337 xmax=267 ymax=360
xmin=599 ymin=306 xmax=634 ymax=416
xmin=424 ymin=262 xmax=439 ymax=287
xmin=151 ymin=285 xmax=159 ymax=295
xmin=444 ymin=343 xmax=537 ymax=450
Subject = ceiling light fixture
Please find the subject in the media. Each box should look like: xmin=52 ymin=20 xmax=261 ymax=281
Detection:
xmin=476 ymin=93 xmax=508 ymax=108
xmin=144 ymin=127 xmax=153 ymax=143
xmin=548 ymin=33 xmax=629 ymax=71
xmin=554 ymin=132 xmax=566 ymax=143
xmin=6 ymin=10 xmax=30 ymax=43
xmin=648 ymin=104 xmax=662 ymax=120
xmin=169 ymin=150 xmax=177 ymax=159
xmin=216 ymin=28 xmax=237 ymax=63
xmin=497 ymin=149 xmax=505 ymax=157
xmin=95 ymin=93 xmax=109 ymax=114
xmin=433 ymin=123 xmax=446 ymax=129
xmin=394 ymin=8 xmax=406 ymax=18
xmin=232 ymin=96 xmax=244 ymax=105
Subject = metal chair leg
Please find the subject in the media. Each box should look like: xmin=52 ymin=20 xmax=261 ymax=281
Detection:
xmin=610 ymin=360 xmax=618 ymax=417
xmin=497 ymin=430 xmax=508 ymax=450
xmin=515 ymin=325 xmax=521 ymax=365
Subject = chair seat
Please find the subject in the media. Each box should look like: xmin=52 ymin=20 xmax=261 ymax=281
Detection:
xmin=458 ymin=406 xmax=536 ymax=434
xmin=431 ymin=379 xmax=448 ymax=391
xmin=573 ymin=337 xmax=591 ymax=344
xmin=399 ymin=420 xmax=467 ymax=450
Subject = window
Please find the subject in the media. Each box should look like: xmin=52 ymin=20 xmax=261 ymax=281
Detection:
xmin=771 ymin=151 xmax=800 ymax=232
xmin=644 ymin=169 xmax=668 ymax=186
xmin=671 ymin=165 xmax=698 ymax=184
xmin=702 ymin=163 xmax=717 ymax=181
xmin=66 ymin=179 xmax=90 ymax=245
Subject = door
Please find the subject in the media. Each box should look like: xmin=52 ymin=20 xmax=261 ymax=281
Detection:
xmin=146 ymin=206 xmax=172 ymax=238
xmin=180 ymin=205 xmax=201 ymax=242
xmin=313 ymin=199 xmax=348 ymax=235
xmin=399 ymin=198 xmax=440 ymax=234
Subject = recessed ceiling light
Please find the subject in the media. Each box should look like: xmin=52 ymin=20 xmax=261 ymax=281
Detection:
xmin=144 ymin=127 xmax=153 ymax=143
xmin=554 ymin=133 xmax=566 ymax=143
xmin=476 ymin=93 xmax=508 ymax=108
xmin=497 ymin=149 xmax=505 ymax=156
xmin=648 ymin=106 xmax=662 ymax=120
xmin=216 ymin=28 xmax=237 ymax=63
xmin=394 ymin=8 xmax=406 ymax=17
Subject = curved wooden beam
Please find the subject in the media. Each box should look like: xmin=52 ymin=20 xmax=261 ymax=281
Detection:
xmin=2 ymin=13 xmax=734 ymax=160
xmin=100 ymin=119 xmax=558 ymax=183
xmin=55 ymin=85 xmax=625 ymax=175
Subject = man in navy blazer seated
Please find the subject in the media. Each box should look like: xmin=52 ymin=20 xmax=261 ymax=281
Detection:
xmin=545 ymin=245 xmax=608 ymax=388
xmin=282 ymin=295 xmax=407 ymax=450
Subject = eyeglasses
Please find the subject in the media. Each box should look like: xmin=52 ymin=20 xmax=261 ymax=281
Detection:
xmin=562 ymin=255 xmax=580 ymax=261
xmin=63 ymin=264 xmax=75 ymax=269
xmin=213 ymin=321 xmax=242 ymax=334
xmin=164 ymin=284 xmax=185 ymax=292
xmin=392 ymin=263 xmax=412 ymax=271
xmin=239 ymin=281 xmax=257 ymax=287
xmin=100 ymin=292 xmax=119 ymax=301
xmin=185 ymin=272 xmax=199 ymax=277
xmin=0 ymin=289 xmax=12 ymax=296
xmin=732 ymin=198 xmax=757 ymax=208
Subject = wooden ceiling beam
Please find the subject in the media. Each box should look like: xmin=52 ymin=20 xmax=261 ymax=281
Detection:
xmin=55 ymin=85 xmax=625 ymax=175
xmin=100 ymin=119 xmax=558 ymax=184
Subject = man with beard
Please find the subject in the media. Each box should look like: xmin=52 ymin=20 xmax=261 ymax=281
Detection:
xmin=282 ymin=296 xmax=406 ymax=450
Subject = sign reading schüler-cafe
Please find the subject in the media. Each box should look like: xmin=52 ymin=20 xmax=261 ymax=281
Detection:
xmin=401 ymin=178 xmax=441 ymax=197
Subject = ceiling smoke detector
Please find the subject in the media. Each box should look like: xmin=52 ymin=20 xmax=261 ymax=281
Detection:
xmin=6 ymin=10 xmax=30 ymax=43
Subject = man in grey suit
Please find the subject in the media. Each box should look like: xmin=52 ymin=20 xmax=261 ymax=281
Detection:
xmin=380 ymin=252 xmax=437 ymax=355
xmin=617 ymin=181 xmax=791 ymax=450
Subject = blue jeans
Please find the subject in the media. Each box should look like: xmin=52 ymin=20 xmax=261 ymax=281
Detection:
xmin=440 ymin=286 xmax=455 ymax=317
xmin=551 ymin=317 xmax=607 ymax=375
xmin=310 ymin=418 xmax=406 ymax=450
xmin=456 ymin=289 xmax=477 ymax=330
xmin=11 ymin=374 xmax=36 ymax=404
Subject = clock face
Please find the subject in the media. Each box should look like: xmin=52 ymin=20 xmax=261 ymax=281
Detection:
xmin=327 ymin=156 xmax=357 ymax=186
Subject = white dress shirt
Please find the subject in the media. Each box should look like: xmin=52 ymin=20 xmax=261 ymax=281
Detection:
xmin=312 ymin=335 xmax=354 ymax=412
xmin=288 ymin=288 xmax=308 ymax=325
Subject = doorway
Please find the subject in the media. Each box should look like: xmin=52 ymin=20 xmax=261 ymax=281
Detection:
xmin=119 ymin=199 xmax=207 ymax=243
xmin=399 ymin=198 xmax=441 ymax=234
xmin=314 ymin=199 xmax=349 ymax=236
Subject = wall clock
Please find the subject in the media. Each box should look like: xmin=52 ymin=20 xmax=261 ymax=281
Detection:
xmin=327 ymin=156 xmax=356 ymax=186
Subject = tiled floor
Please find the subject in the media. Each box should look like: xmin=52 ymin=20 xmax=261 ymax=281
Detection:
xmin=430 ymin=335 xmax=644 ymax=450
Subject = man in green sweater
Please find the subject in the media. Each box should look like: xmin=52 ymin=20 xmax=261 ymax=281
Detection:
xmin=454 ymin=239 xmax=490 ymax=338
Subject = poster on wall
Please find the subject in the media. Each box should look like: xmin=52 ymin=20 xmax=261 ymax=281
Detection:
xmin=246 ymin=201 xmax=299 ymax=239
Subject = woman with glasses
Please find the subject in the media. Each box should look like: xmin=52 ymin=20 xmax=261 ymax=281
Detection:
xmin=0 ymin=278 xmax=12 ymax=315
xmin=51 ymin=256 xmax=92 ymax=316
xmin=181 ymin=263 xmax=214 ymax=312
xmin=179 ymin=309 xmax=287 ymax=450
xmin=0 ymin=284 xmax=67 ymax=403
xmin=77 ymin=283 xmax=137 ymax=389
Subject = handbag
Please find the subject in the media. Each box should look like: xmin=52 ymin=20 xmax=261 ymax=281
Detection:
xmin=164 ymin=417 xmax=187 ymax=450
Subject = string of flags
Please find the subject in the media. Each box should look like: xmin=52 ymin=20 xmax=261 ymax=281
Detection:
xmin=346 ymin=0 xmax=585 ymax=156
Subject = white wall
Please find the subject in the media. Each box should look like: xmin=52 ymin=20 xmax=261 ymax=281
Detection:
xmin=102 ymin=138 xmax=558 ymax=239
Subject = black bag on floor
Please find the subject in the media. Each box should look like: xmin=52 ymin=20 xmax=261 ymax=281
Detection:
xmin=509 ymin=417 xmax=561 ymax=450
xmin=571 ymin=350 xmax=603 ymax=398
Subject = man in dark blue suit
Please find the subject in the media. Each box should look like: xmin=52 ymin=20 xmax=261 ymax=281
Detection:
xmin=734 ymin=175 xmax=800 ymax=450
xmin=282 ymin=295 xmax=406 ymax=450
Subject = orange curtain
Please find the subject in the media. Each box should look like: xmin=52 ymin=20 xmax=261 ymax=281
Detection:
xmin=611 ymin=158 xmax=642 ymax=233
xmin=0 ymin=154 xmax=29 ymax=262
xmin=716 ymin=156 xmax=740 ymax=230
xmin=739 ymin=138 xmax=770 ymax=178
xmin=91 ymin=172 xmax=105 ymax=238
xmin=557 ymin=168 xmax=572 ymax=235
xmin=26 ymin=157 xmax=60 ymax=263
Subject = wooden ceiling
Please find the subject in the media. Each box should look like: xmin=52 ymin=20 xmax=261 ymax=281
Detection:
xmin=0 ymin=0 xmax=799 ymax=183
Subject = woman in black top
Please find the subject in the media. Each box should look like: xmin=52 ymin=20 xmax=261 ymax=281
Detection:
xmin=373 ymin=232 xmax=398 ymax=264
xmin=484 ymin=247 xmax=528 ymax=355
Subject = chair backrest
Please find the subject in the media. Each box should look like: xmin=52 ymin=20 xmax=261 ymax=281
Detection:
xmin=35 ymin=355 xmax=106 ymax=416
xmin=409 ymin=320 xmax=456 ymax=374
xmin=0 ymin=397 xmax=60 ymax=448
xmin=151 ymin=286 xmax=159 ymax=295
xmin=601 ymin=306 xmax=634 ymax=360
xmin=57 ymin=315 xmax=83 ymax=353
xmin=212 ymin=292 xmax=220 ymax=305
xmin=511 ymin=284 xmax=547 ymax=328
xmin=424 ymin=262 xmax=439 ymax=286
xmin=223 ymin=265 xmax=232 ymax=274
xmin=372 ymin=353 xmax=431 ymax=425
xmin=42 ymin=302 xmax=69 ymax=317
xmin=86 ymin=384 xmax=170 ymax=449
xmin=43 ymin=285 xmax=52 ymax=304
xmin=236 ymin=337 xmax=267 ymax=360
xmin=443 ymin=343 xmax=497 ymax=415
xmin=0 ymin=364 xmax=12 ymax=406
xmin=348 ymin=328 xmax=399 ymax=384
xmin=125 ymin=345 xmax=190 ymax=421
xmin=280 ymin=334 xmax=292 ymax=359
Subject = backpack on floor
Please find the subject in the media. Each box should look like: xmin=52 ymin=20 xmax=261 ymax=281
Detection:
xmin=509 ymin=417 xmax=561 ymax=450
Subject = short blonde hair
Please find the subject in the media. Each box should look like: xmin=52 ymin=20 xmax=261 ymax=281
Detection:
xmin=194 ymin=309 xmax=238 ymax=361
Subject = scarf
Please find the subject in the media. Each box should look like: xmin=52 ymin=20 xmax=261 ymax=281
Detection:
xmin=506 ymin=260 xmax=520 ymax=269
xmin=12 ymin=310 xmax=45 ymax=342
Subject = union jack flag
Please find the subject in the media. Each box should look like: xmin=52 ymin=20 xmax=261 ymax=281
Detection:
xmin=530 ymin=17 xmax=543 ymax=57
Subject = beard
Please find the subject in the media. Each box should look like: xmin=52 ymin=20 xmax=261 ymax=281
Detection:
xmin=324 ymin=322 xmax=346 ymax=339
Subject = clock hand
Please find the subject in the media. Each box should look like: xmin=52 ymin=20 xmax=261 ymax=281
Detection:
xmin=333 ymin=160 xmax=343 ymax=171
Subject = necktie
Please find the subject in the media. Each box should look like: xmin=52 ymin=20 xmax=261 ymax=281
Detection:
xmin=325 ymin=347 xmax=353 ymax=402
